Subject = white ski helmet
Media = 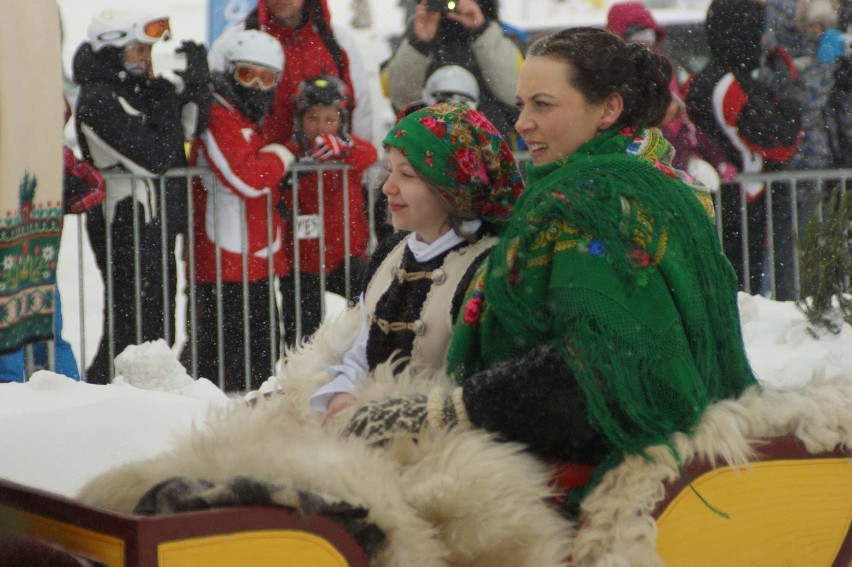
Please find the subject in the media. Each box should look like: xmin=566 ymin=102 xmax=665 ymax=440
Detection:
xmin=87 ymin=9 xmax=170 ymax=52
xmin=422 ymin=65 xmax=480 ymax=109
xmin=211 ymin=29 xmax=284 ymax=74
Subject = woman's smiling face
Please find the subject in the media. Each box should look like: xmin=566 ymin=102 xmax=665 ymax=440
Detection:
xmin=514 ymin=55 xmax=617 ymax=165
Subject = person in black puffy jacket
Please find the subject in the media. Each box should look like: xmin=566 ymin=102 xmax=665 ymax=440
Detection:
xmin=73 ymin=9 xmax=211 ymax=383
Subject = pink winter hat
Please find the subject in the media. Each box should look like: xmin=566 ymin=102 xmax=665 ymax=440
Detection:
xmin=606 ymin=2 xmax=667 ymax=43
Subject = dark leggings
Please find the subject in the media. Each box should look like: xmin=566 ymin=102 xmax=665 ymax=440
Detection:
xmin=187 ymin=280 xmax=278 ymax=392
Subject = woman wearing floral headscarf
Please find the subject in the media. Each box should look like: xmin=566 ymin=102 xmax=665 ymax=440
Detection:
xmin=343 ymin=29 xmax=757 ymax=516
xmin=308 ymin=102 xmax=524 ymax=423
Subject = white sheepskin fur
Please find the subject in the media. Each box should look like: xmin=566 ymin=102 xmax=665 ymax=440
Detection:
xmin=78 ymin=308 xmax=852 ymax=567
xmin=78 ymin=309 xmax=574 ymax=567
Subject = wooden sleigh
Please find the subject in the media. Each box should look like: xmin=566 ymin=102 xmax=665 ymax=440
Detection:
xmin=0 ymin=477 xmax=368 ymax=566
xmin=1 ymin=433 xmax=849 ymax=567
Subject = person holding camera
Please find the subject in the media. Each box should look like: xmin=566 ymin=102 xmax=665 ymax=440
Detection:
xmin=384 ymin=0 xmax=523 ymax=144
xmin=73 ymin=9 xmax=211 ymax=383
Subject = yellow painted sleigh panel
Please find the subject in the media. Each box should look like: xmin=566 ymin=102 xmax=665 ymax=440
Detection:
xmin=655 ymin=438 xmax=852 ymax=567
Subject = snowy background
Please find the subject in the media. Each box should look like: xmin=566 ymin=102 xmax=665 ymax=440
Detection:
xmin=1 ymin=0 xmax=850 ymax=502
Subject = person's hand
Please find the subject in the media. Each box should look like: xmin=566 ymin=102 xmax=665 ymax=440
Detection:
xmin=147 ymin=76 xmax=177 ymax=99
xmin=413 ymin=0 xmax=442 ymax=43
xmin=308 ymin=134 xmax=354 ymax=161
xmin=717 ymin=161 xmax=739 ymax=182
xmin=447 ymin=0 xmax=486 ymax=32
xmin=259 ymin=142 xmax=297 ymax=171
xmin=175 ymin=41 xmax=210 ymax=85
xmin=176 ymin=41 xmax=211 ymax=99
xmin=323 ymin=393 xmax=356 ymax=426
xmin=340 ymin=389 xmax=468 ymax=446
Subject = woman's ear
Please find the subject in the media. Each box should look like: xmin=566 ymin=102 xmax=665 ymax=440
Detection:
xmin=598 ymin=92 xmax=624 ymax=131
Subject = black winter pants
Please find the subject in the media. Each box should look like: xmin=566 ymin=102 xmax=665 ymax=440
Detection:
xmin=187 ymin=280 xmax=278 ymax=393
xmin=279 ymin=258 xmax=366 ymax=348
xmin=85 ymin=198 xmax=177 ymax=383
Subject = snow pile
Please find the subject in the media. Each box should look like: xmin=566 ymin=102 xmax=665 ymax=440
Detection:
xmin=112 ymin=339 xmax=228 ymax=402
xmin=738 ymin=293 xmax=852 ymax=388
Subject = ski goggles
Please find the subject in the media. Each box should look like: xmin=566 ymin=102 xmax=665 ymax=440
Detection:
xmin=233 ymin=63 xmax=279 ymax=90
xmin=139 ymin=17 xmax=171 ymax=43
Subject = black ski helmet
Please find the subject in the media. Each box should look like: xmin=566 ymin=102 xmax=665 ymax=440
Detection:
xmin=292 ymin=74 xmax=352 ymax=143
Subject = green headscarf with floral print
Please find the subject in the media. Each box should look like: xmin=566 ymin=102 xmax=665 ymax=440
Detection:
xmin=383 ymin=103 xmax=524 ymax=231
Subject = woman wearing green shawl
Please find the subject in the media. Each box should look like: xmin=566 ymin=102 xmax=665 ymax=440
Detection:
xmin=343 ymin=28 xmax=757 ymax=513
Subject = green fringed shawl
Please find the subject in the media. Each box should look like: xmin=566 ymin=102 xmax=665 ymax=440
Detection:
xmin=447 ymin=126 xmax=757 ymax=477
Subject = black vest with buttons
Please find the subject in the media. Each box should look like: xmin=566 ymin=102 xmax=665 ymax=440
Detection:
xmin=364 ymin=230 xmax=492 ymax=372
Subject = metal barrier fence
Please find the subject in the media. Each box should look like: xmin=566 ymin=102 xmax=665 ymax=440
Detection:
xmin=35 ymin=164 xmax=852 ymax=388
xmin=54 ymin=162 xmax=386 ymax=390
xmin=719 ymin=169 xmax=851 ymax=301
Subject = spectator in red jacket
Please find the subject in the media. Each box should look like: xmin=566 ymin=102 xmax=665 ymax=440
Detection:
xmin=188 ymin=29 xmax=295 ymax=392
xmin=209 ymin=0 xmax=374 ymax=146
xmin=280 ymin=74 xmax=378 ymax=347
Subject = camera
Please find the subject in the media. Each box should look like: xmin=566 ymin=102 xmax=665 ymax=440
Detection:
xmin=150 ymin=39 xmax=188 ymax=92
xmin=425 ymin=0 xmax=457 ymax=14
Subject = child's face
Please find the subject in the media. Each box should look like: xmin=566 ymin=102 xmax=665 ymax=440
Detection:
xmin=302 ymin=105 xmax=343 ymax=139
xmin=382 ymin=147 xmax=450 ymax=244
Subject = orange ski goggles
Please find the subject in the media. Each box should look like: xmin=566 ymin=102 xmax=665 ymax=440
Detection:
xmin=140 ymin=17 xmax=171 ymax=42
xmin=233 ymin=63 xmax=279 ymax=90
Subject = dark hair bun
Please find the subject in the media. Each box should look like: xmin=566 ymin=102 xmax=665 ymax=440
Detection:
xmin=623 ymin=42 xmax=672 ymax=126
xmin=528 ymin=27 xmax=673 ymax=128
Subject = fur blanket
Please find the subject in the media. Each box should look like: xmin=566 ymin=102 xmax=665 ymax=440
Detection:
xmin=78 ymin=307 xmax=852 ymax=566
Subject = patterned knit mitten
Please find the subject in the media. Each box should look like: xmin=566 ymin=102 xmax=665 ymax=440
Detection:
xmin=341 ymin=388 xmax=469 ymax=446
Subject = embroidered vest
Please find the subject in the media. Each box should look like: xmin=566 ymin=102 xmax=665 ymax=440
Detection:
xmin=364 ymin=234 xmax=497 ymax=372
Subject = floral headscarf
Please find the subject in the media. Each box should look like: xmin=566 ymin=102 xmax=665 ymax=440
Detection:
xmin=383 ymin=103 xmax=524 ymax=230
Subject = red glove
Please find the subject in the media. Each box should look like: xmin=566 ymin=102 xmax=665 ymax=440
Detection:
xmin=308 ymin=134 xmax=354 ymax=162
xmin=64 ymin=146 xmax=106 ymax=214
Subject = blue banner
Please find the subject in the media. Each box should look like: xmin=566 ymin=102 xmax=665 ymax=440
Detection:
xmin=208 ymin=0 xmax=254 ymax=45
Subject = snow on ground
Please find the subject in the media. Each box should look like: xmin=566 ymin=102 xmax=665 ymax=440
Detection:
xmin=2 ymin=292 xmax=850 ymax=500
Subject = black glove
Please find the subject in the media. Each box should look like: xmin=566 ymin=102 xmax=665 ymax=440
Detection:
xmin=146 ymin=76 xmax=178 ymax=100
xmin=341 ymin=388 xmax=469 ymax=446
xmin=174 ymin=41 xmax=212 ymax=136
xmin=176 ymin=41 xmax=210 ymax=92
xmin=461 ymin=342 xmax=610 ymax=464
